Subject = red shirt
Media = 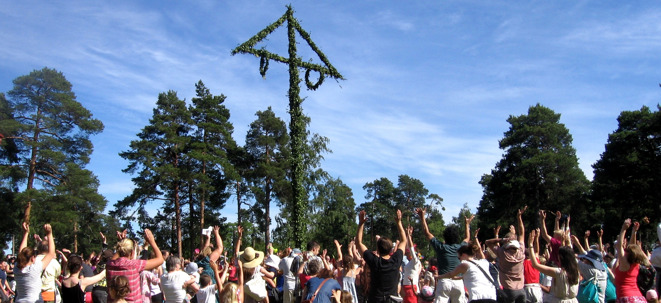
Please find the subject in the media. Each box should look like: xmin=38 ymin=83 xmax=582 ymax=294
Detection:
xmin=614 ymin=263 xmax=643 ymax=298
xmin=523 ymin=259 xmax=540 ymax=284
xmin=106 ymin=258 xmax=147 ymax=303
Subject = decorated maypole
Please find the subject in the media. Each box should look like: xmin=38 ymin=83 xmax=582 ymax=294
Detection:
xmin=232 ymin=5 xmax=343 ymax=247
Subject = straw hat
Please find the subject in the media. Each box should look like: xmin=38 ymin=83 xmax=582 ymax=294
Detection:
xmin=240 ymin=247 xmax=264 ymax=268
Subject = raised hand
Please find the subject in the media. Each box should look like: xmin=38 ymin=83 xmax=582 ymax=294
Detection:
xmin=622 ymin=218 xmax=631 ymax=230
xmin=539 ymin=210 xmax=546 ymax=220
xmin=518 ymin=206 xmax=528 ymax=216
xmin=44 ymin=224 xmax=52 ymax=235
xmin=395 ymin=209 xmax=402 ymax=222
xmin=465 ymin=215 xmax=475 ymax=224
xmin=415 ymin=208 xmax=426 ymax=218
xmin=584 ymin=230 xmax=590 ymax=238
xmin=359 ymin=210 xmax=367 ymax=225
xmin=473 ymin=228 xmax=480 ymax=239
xmin=633 ymin=221 xmax=640 ymax=232
xmin=22 ymin=221 xmax=30 ymax=232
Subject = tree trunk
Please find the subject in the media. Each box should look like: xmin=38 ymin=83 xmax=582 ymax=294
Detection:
xmin=237 ymin=181 xmax=242 ymax=226
xmin=200 ymin=158 xmax=206 ymax=248
xmin=27 ymin=108 xmax=42 ymax=190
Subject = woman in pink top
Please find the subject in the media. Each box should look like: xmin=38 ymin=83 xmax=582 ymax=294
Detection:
xmin=614 ymin=219 xmax=647 ymax=302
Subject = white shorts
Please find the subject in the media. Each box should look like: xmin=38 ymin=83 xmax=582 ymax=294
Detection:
xmin=433 ymin=278 xmax=466 ymax=303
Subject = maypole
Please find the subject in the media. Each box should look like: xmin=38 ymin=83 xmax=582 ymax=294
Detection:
xmin=231 ymin=6 xmax=344 ymax=247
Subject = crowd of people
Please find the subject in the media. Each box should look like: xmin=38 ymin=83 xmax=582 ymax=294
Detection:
xmin=0 ymin=207 xmax=659 ymax=303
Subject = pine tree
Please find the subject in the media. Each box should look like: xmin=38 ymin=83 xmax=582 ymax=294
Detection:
xmin=477 ymin=104 xmax=589 ymax=233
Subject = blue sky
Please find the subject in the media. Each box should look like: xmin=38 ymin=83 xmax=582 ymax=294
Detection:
xmin=1 ymin=1 xmax=660 ymax=230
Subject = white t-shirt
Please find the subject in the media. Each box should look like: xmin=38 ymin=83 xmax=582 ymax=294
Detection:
xmin=279 ymin=256 xmax=296 ymax=291
xmin=462 ymin=259 xmax=496 ymax=301
xmin=402 ymin=248 xmax=421 ymax=291
xmin=196 ymin=285 xmax=216 ymax=303
xmin=160 ymin=271 xmax=191 ymax=303
xmin=15 ymin=260 xmax=44 ymax=303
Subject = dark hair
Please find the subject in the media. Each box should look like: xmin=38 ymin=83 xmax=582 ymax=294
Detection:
xmin=341 ymin=255 xmax=354 ymax=272
xmin=67 ymin=255 xmax=83 ymax=274
xmin=306 ymin=241 xmax=320 ymax=251
xmin=17 ymin=247 xmax=36 ymax=269
xmin=109 ymin=275 xmax=130 ymax=299
xmin=200 ymin=274 xmax=212 ymax=287
xmin=36 ymin=240 xmax=49 ymax=254
xmin=457 ymin=242 xmax=478 ymax=257
xmin=443 ymin=225 xmax=462 ymax=245
xmin=558 ymin=246 xmax=579 ymax=285
xmin=376 ymin=237 xmax=393 ymax=256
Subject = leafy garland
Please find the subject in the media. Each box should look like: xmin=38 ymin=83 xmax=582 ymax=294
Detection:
xmin=304 ymin=68 xmax=324 ymax=91
xmin=231 ymin=5 xmax=343 ymax=247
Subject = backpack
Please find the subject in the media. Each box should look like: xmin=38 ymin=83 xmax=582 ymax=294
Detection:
xmin=637 ymin=264 xmax=656 ymax=294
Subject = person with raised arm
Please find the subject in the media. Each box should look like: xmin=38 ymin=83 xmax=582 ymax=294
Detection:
xmin=539 ymin=211 xmax=565 ymax=268
xmin=61 ymin=255 xmax=106 ymax=303
xmin=570 ymin=233 xmax=608 ymax=303
xmin=333 ymin=240 xmax=360 ymax=303
xmin=435 ymin=239 xmax=497 ymax=303
xmin=401 ymin=226 xmax=422 ymax=303
xmin=528 ymin=231 xmax=579 ymax=303
xmin=415 ymin=207 xmax=467 ymax=303
xmin=197 ymin=226 xmax=224 ymax=284
xmin=485 ymin=206 xmax=527 ymax=303
xmin=614 ymin=219 xmax=646 ymax=302
xmin=356 ymin=209 xmax=406 ymax=303
xmin=106 ymin=229 xmax=164 ymax=303
xmin=15 ymin=222 xmax=56 ymax=303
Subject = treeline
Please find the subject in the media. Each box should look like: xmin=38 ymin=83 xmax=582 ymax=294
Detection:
xmin=1 ymin=67 xmax=659 ymax=259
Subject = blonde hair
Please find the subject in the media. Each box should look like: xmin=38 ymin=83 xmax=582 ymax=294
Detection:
xmin=220 ymin=282 xmax=240 ymax=303
xmin=201 ymin=246 xmax=212 ymax=258
xmin=115 ymin=239 xmax=135 ymax=258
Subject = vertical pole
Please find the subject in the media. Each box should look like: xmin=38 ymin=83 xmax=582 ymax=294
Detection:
xmin=287 ymin=7 xmax=305 ymax=248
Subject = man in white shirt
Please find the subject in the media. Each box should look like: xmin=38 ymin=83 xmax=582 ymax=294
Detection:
xmin=36 ymin=240 xmax=60 ymax=303
xmin=279 ymin=248 xmax=301 ymax=303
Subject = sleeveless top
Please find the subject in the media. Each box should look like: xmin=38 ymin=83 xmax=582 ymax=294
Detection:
xmin=614 ymin=263 xmax=643 ymax=298
xmin=61 ymin=282 xmax=85 ymax=303
xmin=342 ymin=275 xmax=358 ymax=303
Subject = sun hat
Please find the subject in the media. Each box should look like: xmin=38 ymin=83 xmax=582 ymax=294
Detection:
xmin=240 ymin=247 xmax=265 ymax=268
xmin=504 ymin=240 xmax=521 ymax=250
xmin=185 ymin=262 xmax=199 ymax=275
xmin=422 ymin=286 xmax=434 ymax=297
xmin=290 ymin=248 xmax=302 ymax=257
xmin=647 ymin=289 xmax=658 ymax=301
xmin=577 ymin=249 xmax=606 ymax=271
xmin=265 ymin=254 xmax=281 ymax=269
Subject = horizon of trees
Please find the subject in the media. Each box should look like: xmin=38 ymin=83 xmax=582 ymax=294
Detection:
xmin=1 ymin=68 xmax=659 ymax=257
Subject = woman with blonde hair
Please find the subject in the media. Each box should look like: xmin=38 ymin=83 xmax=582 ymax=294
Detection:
xmin=106 ymin=230 xmax=164 ymax=303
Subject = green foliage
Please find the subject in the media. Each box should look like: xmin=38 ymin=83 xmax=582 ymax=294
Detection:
xmin=592 ymin=105 xmax=661 ymax=244
xmin=0 ymin=67 xmax=106 ymax=253
xmin=477 ymin=104 xmax=590 ymax=234
xmin=232 ymin=5 xmax=343 ymax=247
xmin=245 ymin=107 xmax=290 ymax=249
xmin=358 ymin=175 xmax=443 ymax=256
xmin=117 ymin=90 xmax=193 ymax=256
xmin=309 ymin=177 xmax=357 ymax=252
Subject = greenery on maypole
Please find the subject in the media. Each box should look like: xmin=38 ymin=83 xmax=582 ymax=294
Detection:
xmin=231 ymin=5 xmax=344 ymax=247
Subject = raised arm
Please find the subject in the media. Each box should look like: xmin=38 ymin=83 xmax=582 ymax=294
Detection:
xmin=464 ymin=215 xmax=475 ymax=244
xmin=40 ymin=224 xmax=56 ymax=268
xmin=415 ymin=208 xmax=434 ymax=240
xmin=533 ymin=228 xmax=540 ymax=253
xmin=19 ymin=222 xmax=30 ymax=252
xmin=333 ymin=240 xmax=343 ymax=262
xmin=474 ymin=228 xmax=485 ymax=260
xmin=554 ymin=211 xmax=561 ymax=231
xmin=631 ymin=221 xmax=639 ymax=246
xmin=517 ymin=206 xmax=527 ymax=244
xmin=395 ymin=209 xmax=407 ymax=252
xmin=583 ymin=230 xmax=590 ymax=253
xmin=143 ymin=229 xmax=164 ymax=270
xmin=234 ymin=226 xmax=243 ymax=259
xmin=616 ymin=219 xmax=631 ymax=271
xmin=209 ymin=226 xmax=223 ymax=262
xmin=356 ymin=211 xmax=368 ymax=255
xmin=538 ymin=210 xmax=552 ymax=243
xmin=571 ymin=235 xmax=587 ymax=255
xmin=528 ymin=231 xmax=558 ymax=278
xmin=597 ymin=229 xmax=604 ymax=254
